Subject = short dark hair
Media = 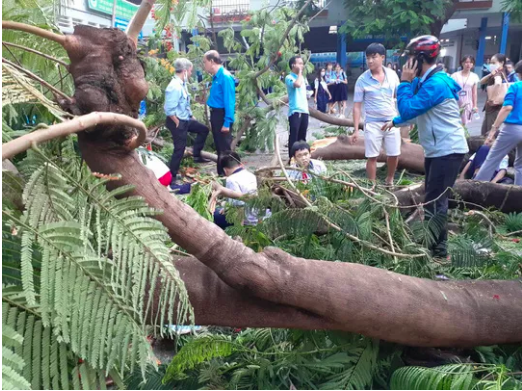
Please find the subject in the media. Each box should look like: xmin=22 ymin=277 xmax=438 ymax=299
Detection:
xmin=506 ymin=60 xmax=514 ymax=67
xmin=460 ymin=55 xmax=475 ymax=66
xmin=289 ymin=56 xmax=302 ymax=69
xmin=492 ymin=53 xmax=506 ymax=65
xmin=290 ymin=141 xmax=310 ymax=158
xmin=220 ymin=152 xmax=241 ymax=169
xmin=365 ymin=43 xmax=386 ymax=57
xmin=515 ymin=60 xmax=522 ymax=75
xmin=204 ymin=50 xmax=223 ymax=65
xmin=424 ymin=56 xmax=438 ymax=65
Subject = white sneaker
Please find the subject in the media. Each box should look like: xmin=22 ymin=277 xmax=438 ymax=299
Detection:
xmin=339 ymin=114 xmax=345 ymax=119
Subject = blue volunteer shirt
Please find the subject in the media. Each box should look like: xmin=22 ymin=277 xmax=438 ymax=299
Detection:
xmin=164 ymin=76 xmax=192 ymax=120
xmin=207 ymin=66 xmax=236 ymax=128
xmin=393 ymin=67 xmax=468 ymax=158
xmin=504 ymin=81 xmax=522 ymax=125
xmin=285 ymin=73 xmax=309 ymax=116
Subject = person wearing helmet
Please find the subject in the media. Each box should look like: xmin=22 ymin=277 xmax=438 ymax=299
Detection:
xmin=382 ymin=35 xmax=469 ymax=259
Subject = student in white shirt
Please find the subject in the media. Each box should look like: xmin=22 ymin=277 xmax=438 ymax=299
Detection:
xmin=211 ymin=152 xmax=259 ymax=229
xmin=288 ymin=141 xmax=327 ymax=183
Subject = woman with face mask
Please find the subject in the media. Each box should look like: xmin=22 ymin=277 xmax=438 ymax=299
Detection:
xmin=480 ymin=53 xmax=507 ymax=136
xmin=314 ymin=68 xmax=332 ymax=113
xmin=451 ymin=55 xmax=480 ymax=125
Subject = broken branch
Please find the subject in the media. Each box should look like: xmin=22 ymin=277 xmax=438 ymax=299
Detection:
xmin=2 ymin=112 xmax=147 ymax=160
xmin=2 ymin=21 xmax=66 ymax=45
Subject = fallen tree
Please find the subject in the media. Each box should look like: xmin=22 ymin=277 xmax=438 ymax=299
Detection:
xmin=394 ymin=181 xmax=522 ymax=214
xmin=311 ymin=135 xmax=425 ymax=173
xmin=3 ymin=15 xmax=522 ymax=351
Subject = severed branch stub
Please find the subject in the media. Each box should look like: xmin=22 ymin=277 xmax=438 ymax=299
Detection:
xmin=2 ymin=21 xmax=67 ymax=45
xmin=2 ymin=112 xmax=148 ymax=160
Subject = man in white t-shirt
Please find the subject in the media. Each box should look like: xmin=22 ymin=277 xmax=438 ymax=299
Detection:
xmin=350 ymin=43 xmax=401 ymax=186
xmin=211 ymin=152 xmax=259 ymax=229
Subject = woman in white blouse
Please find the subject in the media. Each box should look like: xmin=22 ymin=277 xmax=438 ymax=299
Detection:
xmin=451 ymin=55 xmax=479 ymax=125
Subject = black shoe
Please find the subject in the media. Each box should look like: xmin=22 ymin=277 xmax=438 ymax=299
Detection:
xmin=193 ymin=156 xmax=210 ymax=163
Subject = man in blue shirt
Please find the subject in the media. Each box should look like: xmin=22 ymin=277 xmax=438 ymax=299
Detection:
xmin=203 ymin=50 xmax=236 ymax=176
xmin=383 ymin=35 xmax=469 ymax=259
xmin=285 ymin=56 xmax=310 ymax=159
xmin=164 ymin=58 xmax=209 ymax=191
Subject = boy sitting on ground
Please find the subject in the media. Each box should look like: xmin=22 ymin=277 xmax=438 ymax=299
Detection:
xmin=288 ymin=140 xmax=327 ymax=183
xmin=211 ymin=152 xmax=259 ymax=229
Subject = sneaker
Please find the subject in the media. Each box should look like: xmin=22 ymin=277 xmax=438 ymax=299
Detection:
xmin=339 ymin=114 xmax=346 ymax=119
xmin=193 ymin=156 xmax=211 ymax=163
xmin=169 ymin=182 xmax=192 ymax=194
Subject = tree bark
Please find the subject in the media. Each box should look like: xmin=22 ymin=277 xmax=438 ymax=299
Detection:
xmin=78 ymin=137 xmax=522 ymax=348
xmin=394 ymin=181 xmax=522 ymax=214
xmin=171 ymin=256 xmax=341 ymax=330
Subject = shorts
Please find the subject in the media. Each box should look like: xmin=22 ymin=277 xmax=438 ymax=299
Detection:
xmin=364 ymin=121 xmax=401 ymax=158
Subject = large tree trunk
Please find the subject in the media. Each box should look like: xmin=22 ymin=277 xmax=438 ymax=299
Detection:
xmin=79 ymin=137 xmax=522 ymax=347
xmin=394 ymin=181 xmax=522 ymax=213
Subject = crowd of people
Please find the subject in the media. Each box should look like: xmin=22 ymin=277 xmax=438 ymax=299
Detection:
xmin=158 ymin=36 xmax=521 ymax=260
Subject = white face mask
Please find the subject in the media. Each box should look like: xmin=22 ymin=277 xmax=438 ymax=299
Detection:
xmin=321 ymin=71 xmax=325 ymax=77
xmin=489 ymin=64 xmax=499 ymax=71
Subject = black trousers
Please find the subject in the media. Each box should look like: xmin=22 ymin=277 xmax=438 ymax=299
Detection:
xmin=424 ymin=153 xmax=465 ymax=256
xmin=210 ymin=108 xmax=233 ymax=176
xmin=166 ymin=117 xmax=209 ymax=180
xmin=288 ymin=112 xmax=309 ymax=158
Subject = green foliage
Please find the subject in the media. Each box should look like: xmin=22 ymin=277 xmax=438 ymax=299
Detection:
xmin=164 ymin=334 xmax=235 ymax=381
xmin=503 ymin=213 xmax=522 ymax=233
xmin=185 ymin=183 xmax=213 ymax=221
xmin=341 ymin=0 xmax=455 ymax=46
xmin=2 ymin=324 xmax=32 ymax=390
xmin=2 ymin=142 xmax=194 ymax=388
xmin=391 ymin=364 xmax=476 ymax=389
xmin=160 ymin=330 xmax=385 ymax=390
xmin=502 ymin=0 xmax=522 ymax=23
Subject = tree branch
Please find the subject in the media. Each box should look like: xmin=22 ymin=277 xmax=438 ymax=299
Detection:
xmin=2 ymin=21 xmax=66 ymax=46
xmin=2 ymin=43 xmax=22 ymax=66
xmin=274 ymin=132 xmax=424 ymax=258
xmin=253 ymin=0 xmax=314 ymax=79
xmin=126 ymin=0 xmax=155 ymax=46
xmin=2 ymin=112 xmax=147 ymax=160
xmin=231 ymin=116 xmax=252 ymax=151
xmin=2 ymin=57 xmax=71 ymax=101
xmin=3 ymin=41 xmax=69 ymax=69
